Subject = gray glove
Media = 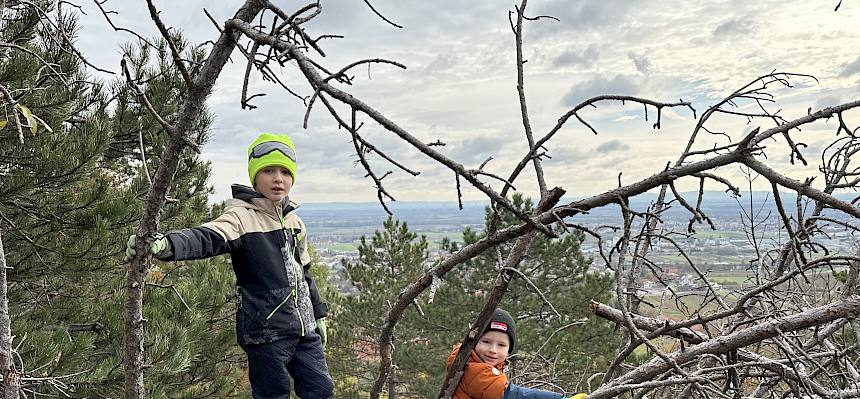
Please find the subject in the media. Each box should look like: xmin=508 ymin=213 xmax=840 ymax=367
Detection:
xmin=125 ymin=233 xmax=172 ymax=261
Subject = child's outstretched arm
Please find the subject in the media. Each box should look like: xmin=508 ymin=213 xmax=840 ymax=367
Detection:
xmin=160 ymin=209 xmax=244 ymax=261
xmin=503 ymin=384 xmax=586 ymax=399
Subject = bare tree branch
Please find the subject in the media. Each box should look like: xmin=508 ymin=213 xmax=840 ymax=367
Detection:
xmin=588 ymin=297 xmax=860 ymax=399
xmin=226 ymin=17 xmax=557 ymax=238
xmin=361 ymin=0 xmax=403 ymax=29
xmin=145 ymin=0 xmax=193 ymax=88
xmin=436 ymin=188 xmax=565 ymax=399
xmin=122 ymin=2 xmax=265 ymax=397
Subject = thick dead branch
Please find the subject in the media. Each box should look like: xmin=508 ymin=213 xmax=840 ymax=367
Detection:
xmin=226 ymin=18 xmax=556 ymax=238
xmin=743 ymin=155 xmax=860 ymax=219
xmin=435 ymin=187 xmax=565 ymax=399
xmin=122 ymin=2 xmax=265 ymax=398
xmin=589 ymin=297 xmax=860 ymax=399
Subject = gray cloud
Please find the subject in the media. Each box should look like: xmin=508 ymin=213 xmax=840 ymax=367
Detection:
xmin=594 ymin=140 xmax=630 ymax=153
xmin=532 ymin=0 xmax=636 ymax=36
xmin=561 ymin=75 xmax=641 ymax=107
xmin=628 ymin=52 xmax=651 ymax=74
xmin=423 ymin=54 xmax=458 ymax=75
xmin=553 ymin=45 xmax=599 ymax=68
xmin=443 ymin=134 xmax=509 ymax=165
xmin=839 ymin=56 xmax=860 ymax=77
xmin=72 ymin=0 xmax=860 ymax=203
xmin=712 ymin=17 xmax=756 ymax=38
xmin=813 ymin=94 xmax=844 ymax=111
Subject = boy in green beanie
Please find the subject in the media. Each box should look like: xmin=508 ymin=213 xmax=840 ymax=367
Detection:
xmin=126 ymin=133 xmax=333 ymax=398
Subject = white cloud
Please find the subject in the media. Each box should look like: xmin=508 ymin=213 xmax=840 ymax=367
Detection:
xmin=72 ymin=1 xmax=860 ymax=202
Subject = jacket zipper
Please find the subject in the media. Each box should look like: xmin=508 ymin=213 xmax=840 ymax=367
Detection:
xmin=265 ymin=291 xmax=293 ymax=320
xmin=276 ymin=203 xmax=306 ymax=336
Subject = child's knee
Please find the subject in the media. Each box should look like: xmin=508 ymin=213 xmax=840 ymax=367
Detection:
xmin=295 ymin=373 xmax=334 ymax=399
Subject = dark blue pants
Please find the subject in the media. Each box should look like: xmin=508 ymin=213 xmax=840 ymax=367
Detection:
xmin=504 ymin=383 xmax=564 ymax=399
xmin=241 ymin=333 xmax=334 ymax=399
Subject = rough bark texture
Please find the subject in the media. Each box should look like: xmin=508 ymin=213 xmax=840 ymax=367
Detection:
xmin=0 ymin=229 xmax=20 ymax=399
xmin=122 ymin=2 xmax=264 ymax=398
xmin=115 ymin=3 xmax=860 ymax=397
xmin=589 ymin=297 xmax=860 ymax=399
xmin=437 ymin=188 xmax=565 ymax=399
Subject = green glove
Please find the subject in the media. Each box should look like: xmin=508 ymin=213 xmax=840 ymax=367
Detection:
xmin=565 ymin=394 xmax=587 ymax=399
xmin=316 ymin=318 xmax=327 ymax=347
xmin=125 ymin=233 xmax=171 ymax=261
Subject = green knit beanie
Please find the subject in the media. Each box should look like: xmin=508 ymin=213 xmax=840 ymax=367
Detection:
xmin=247 ymin=133 xmax=297 ymax=185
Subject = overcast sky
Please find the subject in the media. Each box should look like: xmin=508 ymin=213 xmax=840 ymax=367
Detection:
xmin=74 ymin=1 xmax=860 ymax=203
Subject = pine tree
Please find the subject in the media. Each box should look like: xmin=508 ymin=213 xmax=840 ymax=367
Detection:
xmin=1 ymin=2 xmax=122 ymax=395
xmin=1 ymin=5 xmax=247 ymax=395
xmin=441 ymin=194 xmax=619 ymax=392
xmin=330 ymin=196 xmax=620 ymax=396
xmin=80 ymin=36 xmax=248 ymax=398
xmin=330 ymin=217 xmax=442 ymax=398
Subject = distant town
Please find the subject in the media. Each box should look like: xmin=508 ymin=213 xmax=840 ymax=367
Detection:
xmin=298 ymin=191 xmax=859 ymax=296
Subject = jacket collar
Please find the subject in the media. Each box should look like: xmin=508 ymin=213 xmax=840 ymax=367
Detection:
xmin=230 ymin=184 xmax=299 ymax=217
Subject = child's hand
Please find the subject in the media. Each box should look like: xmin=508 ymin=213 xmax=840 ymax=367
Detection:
xmin=125 ymin=233 xmax=171 ymax=261
xmin=316 ymin=318 xmax=327 ymax=347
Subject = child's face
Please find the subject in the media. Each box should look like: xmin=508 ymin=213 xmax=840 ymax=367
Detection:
xmin=254 ymin=166 xmax=294 ymax=202
xmin=474 ymin=330 xmax=509 ymax=365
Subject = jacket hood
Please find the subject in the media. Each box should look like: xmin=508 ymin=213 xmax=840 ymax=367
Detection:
xmin=229 ymin=184 xmax=299 ymax=217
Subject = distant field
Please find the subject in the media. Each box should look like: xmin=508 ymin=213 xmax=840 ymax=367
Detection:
xmin=707 ymin=273 xmax=755 ymax=285
xmin=423 ymin=232 xmax=465 ymax=246
xmin=640 ymin=291 xmax=740 ymax=319
xmin=692 ymin=230 xmax=750 ymax=239
xmin=328 ymin=243 xmax=358 ymax=252
xmin=645 ymin=253 xmax=754 ymax=268
xmin=315 ymin=231 xmax=464 ymax=253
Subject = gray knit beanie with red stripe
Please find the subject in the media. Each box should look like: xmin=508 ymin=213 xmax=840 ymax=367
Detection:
xmin=485 ymin=308 xmax=517 ymax=355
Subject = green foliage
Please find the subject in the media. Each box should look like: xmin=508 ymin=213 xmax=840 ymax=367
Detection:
xmin=440 ymin=194 xmax=619 ymax=392
xmin=329 ymin=195 xmax=620 ymax=397
xmin=328 ymin=217 xmax=435 ymax=397
xmin=834 ymin=269 xmax=848 ymax=284
xmin=0 ymin=4 xmax=244 ymax=396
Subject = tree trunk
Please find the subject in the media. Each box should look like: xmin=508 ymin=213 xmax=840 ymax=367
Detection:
xmin=387 ymin=372 xmax=397 ymax=399
xmin=0 ymin=228 xmax=20 ymax=399
xmin=122 ymin=2 xmax=264 ymax=398
xmin=438 ymin=188 xmax=564 ymax=399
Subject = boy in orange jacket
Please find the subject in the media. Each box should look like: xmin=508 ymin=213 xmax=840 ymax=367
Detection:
xmin=446 ymin=309 xmax=586 ymax=399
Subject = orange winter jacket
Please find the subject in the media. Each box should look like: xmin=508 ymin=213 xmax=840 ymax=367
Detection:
xmin=446 ymin=344 xmax=508 ymax=399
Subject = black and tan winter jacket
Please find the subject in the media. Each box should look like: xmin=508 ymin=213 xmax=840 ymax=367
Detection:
xmin=162 ymin=184 xmax=328 ymax=345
